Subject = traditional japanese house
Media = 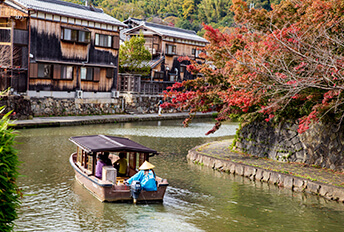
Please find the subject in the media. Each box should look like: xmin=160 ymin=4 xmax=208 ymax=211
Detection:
xmin=122 ymin=18 xmax=208 ymax=83
xmin=0 ymin=0 xmax=126 ymax=98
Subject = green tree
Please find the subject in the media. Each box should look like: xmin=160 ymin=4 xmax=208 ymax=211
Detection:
xmin=119 ymin=34 xmax=151 ymax=74
xmin=62 ymin=0 xmax=280 ymax=33
xmin=0 ymin=105 xmax=20 ymax=231
xmin=182 ymin=0 xmax=195 ymax=19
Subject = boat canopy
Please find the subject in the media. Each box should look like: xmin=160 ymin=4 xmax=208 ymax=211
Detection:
xmin=69 ymin=135 xmax=157 ymax=154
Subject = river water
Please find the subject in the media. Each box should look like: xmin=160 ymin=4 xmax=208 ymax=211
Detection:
xmin=14 ymin=118 xmax=344 ymax=231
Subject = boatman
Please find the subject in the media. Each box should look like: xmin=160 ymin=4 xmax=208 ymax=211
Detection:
xmin=126 ymin=161 xmax=157 ymax=191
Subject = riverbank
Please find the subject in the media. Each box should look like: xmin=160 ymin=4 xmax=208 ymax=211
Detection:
xmin=11 ymin=112 xmax=213 ymax=129
xmin=188 ymin=140 xmax=344 ymax=203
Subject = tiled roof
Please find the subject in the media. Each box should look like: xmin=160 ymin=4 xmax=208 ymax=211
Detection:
xmin=147 ymin=56 xmax=164 ymax=69
xmin=10 ymin=0 xmax=126 ymax=26
xmin=146 ymin=22 xmax=206 ymax=40
xmin=124 ymin=18 xmax=208 ymax=43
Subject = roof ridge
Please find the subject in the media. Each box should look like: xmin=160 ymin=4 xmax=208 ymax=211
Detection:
xmin=144 ymin=22 xmax=197 ymax=34
xmin=14 ymin=0 xmax=103 ymax=13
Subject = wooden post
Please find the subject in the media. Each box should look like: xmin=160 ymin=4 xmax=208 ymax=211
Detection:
xmin=10 ymin=18 xmax=14 ymax=90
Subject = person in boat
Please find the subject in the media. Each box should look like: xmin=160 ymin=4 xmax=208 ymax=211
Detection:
xmin=126 ymin=161 xmax=157 ymax=191
xmin=102 ymin=152 xmax=112 ymax=166
xmin=113 ymin=152 xmax=128 ymax=177
xmin=95 ymin=153 xmax=111 ymax=179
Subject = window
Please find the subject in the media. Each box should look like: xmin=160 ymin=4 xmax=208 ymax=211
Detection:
xmin=154 ymin=71 xmax=164 ymax=79
xmin=166 ymin=44 xmax=176 ymax=55
xmin=0 ymin=28 xmax=11 ymax=42
xmin=78 ymin=30 xmax=91 ymax=43
xmin=95 ymin=34 xmax=112 ymax=47
xmin=61 ymin=27 xmax=90 ymax=43
xmin=180 ymin=65 xmax=186 ymax=73
xmin=61 ymin=28 xmax=72 ymax=41
xmin=192 ymin=48 xmax=204 ymax=57
xmin=38 ymin=64 xmax=53 ymax=78
xmin=87 ymin=155 xmax=93 ymax=172
xmin=61 ymin=66 xmax=73 ymax=79
xmin=80 ymin=67 xmax=93 ymax=81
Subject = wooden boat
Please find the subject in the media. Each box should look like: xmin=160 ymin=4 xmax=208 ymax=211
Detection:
xmin=69 ymin=135 xmax=168 ymax=203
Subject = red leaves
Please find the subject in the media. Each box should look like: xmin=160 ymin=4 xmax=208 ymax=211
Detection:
xmin=163 ymin=0 xmax=344 ymax=135
xmin=265 ymin=114 xmax=275 ymax=122
xmin=298 ymin=111 xmax=319 ymax=134
xmin=205 ymin=122 xmax=221 ymax=135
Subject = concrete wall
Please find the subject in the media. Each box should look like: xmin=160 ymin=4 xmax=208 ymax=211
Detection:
xmin=235 ymin=120 xmax=344 ymax=172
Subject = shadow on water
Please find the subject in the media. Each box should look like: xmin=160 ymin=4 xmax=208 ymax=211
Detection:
xmin=14 ymin=118 xmax=344 ymax=231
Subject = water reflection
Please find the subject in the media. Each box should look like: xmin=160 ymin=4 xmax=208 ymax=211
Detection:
xmin=14 ymin=118 xmax=344 ymax=231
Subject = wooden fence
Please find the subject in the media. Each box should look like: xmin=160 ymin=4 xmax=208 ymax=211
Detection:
xmin=117 ymin=74 xmax=174 ymax=95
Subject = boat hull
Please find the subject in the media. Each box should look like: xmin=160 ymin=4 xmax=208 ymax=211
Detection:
xmin=70 ymin=153 xmax=168 ymax=203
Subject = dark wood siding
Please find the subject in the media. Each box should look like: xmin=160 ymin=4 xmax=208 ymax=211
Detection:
xmin=112 ymin=35 xmax=119 ymax=49
xmin=53 ymin=64 xmax=61 ymax=80
xmin=13 ymin=29 xmax=28 ymax=45
xmin=94 ymin=67 xmax=100 ymax=81
xmin=29 ymin=63 xmax=38 ymax=78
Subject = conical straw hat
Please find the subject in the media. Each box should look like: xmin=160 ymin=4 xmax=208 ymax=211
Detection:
xmin=139 ymin=161 xmax=155 ymax=170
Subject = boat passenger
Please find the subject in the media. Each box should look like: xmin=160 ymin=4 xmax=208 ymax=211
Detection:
xmin=113 ymin=152 xmax=128 ymax=177
xmin=103 ymin=152 xmax=112 ymax=166
xmin=95 ymin=154 xmax=107 ymax=179
xmin=126 ymin=161 xmax=157 ymax=191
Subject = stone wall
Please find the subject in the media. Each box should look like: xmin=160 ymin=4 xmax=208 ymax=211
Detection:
xmin=235 ymin=120 xmax=344 ymax=171
xmin=123 ymin=93 xmax=179 ymax=114
xmin=187 ymin=148 xmax=344 ymax=203
xmin=30 ymin=97 xmax=124 ymax=116
xmin=0 ymin=95 xmax=32 ymax=120
xmin=1 ymin=93 xmax=170 ymax=118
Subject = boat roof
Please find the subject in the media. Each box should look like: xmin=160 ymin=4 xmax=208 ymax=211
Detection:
xmin=69 ymin=135 xmax=157 ymax=154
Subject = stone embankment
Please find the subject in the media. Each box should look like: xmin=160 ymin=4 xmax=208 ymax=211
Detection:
xmin=236 ymin=120 xmax=344 ymax=172
xmin=11 ymin=112 xmax=212 ymax=129
xmin=188 ymin=140 xmax=344 ymax=203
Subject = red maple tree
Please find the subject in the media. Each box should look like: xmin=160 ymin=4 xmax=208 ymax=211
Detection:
xmin=163 ymin=0 xmax=344 ymax=135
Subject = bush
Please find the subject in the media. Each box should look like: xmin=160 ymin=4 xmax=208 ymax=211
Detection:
xmin=0 ymin=106 xmax=21 ymax=231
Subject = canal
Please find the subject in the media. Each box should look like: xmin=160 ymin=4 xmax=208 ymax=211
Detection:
xmin=14 ymin=118 xmax=344 ymax=231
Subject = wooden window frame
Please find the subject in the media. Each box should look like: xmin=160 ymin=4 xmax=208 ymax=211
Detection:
xmin=180 ymin=65 xmax=186 ymax=73
xmin=0 ymin=28 xmax=11 ymax=43
xmin=37 ymin=63 xmax=53 ymax=79
xmin=61 ymin=27 xmax=90 ymax=44
xmin=80 ymin=67 xmax=94 ymax=81
xmin=165 ymin=44 xmax=176 ymax=56
xmin=95 ymin=33 xmax=113 ymax=48
xmin=60 ymin=65 xmax=74 ymax=80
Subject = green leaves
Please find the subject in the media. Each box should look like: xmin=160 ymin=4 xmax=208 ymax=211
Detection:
xmin=119 ymin=34 xmax=152 ymax=74
xmin=0 ymin=105 xmax=20 ymax=231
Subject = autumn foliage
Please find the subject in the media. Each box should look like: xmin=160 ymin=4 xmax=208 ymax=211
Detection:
xmin=163 ymin=0 xmax=344 ymax=134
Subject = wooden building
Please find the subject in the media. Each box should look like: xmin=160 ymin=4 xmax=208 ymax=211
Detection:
xmin=122 ymin=18 xmax=208 ymax=83
xmin=0 ymin=0 xmax=126 ymax=98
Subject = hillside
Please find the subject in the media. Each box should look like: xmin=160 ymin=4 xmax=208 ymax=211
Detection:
xmin=64 ymin=0 xmax=282 ymax=35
